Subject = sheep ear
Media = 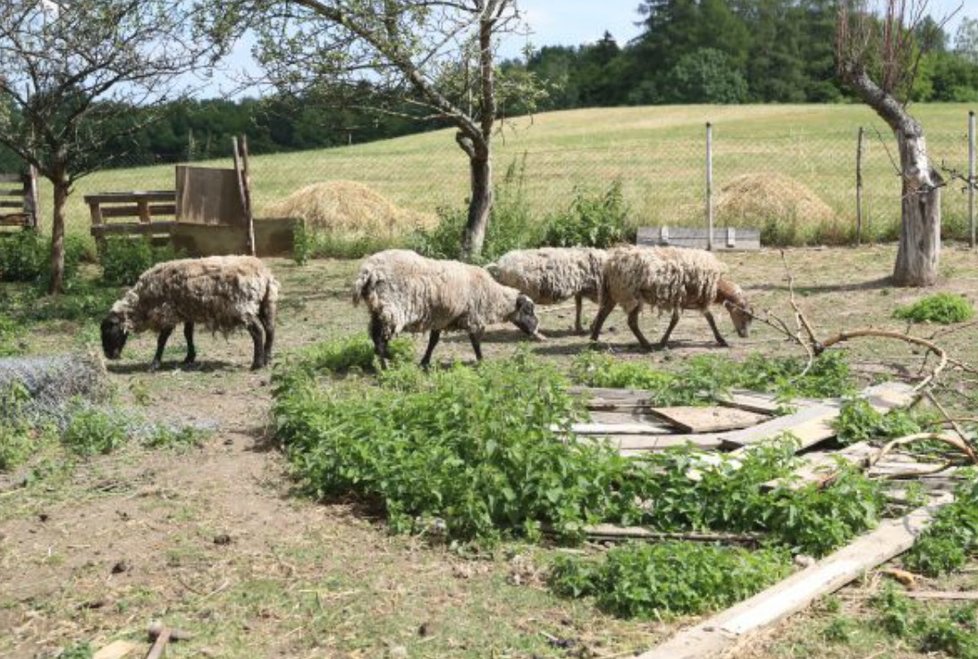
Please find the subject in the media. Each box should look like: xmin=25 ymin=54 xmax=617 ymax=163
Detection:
xmin=516 ymin=294 xmax=534 ymax=311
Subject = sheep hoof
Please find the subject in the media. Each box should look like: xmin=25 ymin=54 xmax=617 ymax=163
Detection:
xmin=250 ymin=362 xmax=264 ymax=371
xmin=149 ymin=361 xmax=161 ymax=372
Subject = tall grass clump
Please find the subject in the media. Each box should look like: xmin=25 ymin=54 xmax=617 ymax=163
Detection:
xmin=894 ymin=293 xmax=974 ymax=325
xmin=541 ymin=180 xmax=631 ymax=248
xmin=99 ymin=237 xmax=181 ymax=286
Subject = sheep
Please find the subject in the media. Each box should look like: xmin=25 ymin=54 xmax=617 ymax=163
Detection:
xmin=100 ymin=255 xmax=279 ymax=371
xmin=352 ymin=249 xmax=544 ymax=368
xmin=589 ymin=246 xmax=752 ymax=350
xmin=486 ymin=247 xmax=607 ymax=334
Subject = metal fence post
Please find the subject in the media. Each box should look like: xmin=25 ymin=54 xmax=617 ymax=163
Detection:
xmin=969 ymin=110 xmax=975 ymax=250
xmin=856 ymin=126 xmax=864 ymax=246
xmin=706 ymin=122 xmax=714 ymax=251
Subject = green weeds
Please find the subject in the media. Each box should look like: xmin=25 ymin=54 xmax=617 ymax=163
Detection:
xmin=904 ymin=474 xmax=978 ymax=576
xmin=894 ymin=293 xmax=974 ymax=325
xmin=99 ymin=237 xmax=180 ymax=286
xmin=541 ymin=180 xmax=631 ymax=249
xmin=832 ymin=398 xmax=930 ymax=445
xmin=872 ymin=585 xmax=978 ymax=658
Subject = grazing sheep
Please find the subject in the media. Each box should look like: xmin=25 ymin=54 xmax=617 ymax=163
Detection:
xmin=352 ymin=249 xmax=544 ymax=368
xmin=589 ymin=246 xmax=752 ymax=350
xmin=100 ymin=256 xmax=279 ymax=371
xmin=487 ymin=247 xmax=607 ymax=334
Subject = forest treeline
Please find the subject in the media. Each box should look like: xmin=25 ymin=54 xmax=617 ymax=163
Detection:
xmin=1 ymin=0 xmax=976 ymax=174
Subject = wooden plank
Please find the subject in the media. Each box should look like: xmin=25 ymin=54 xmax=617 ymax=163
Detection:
xmin=724 ymin=382 xmax=916 ymax=452
xmin=717 ymin=390 xmax=784 ymax=415
xmin=639 ymin=494 xmax=954 ymax=659
xmin=26 ymin=165 xmax=38 ymax=229
xmin=0 ymin=173 xmax=23 ymax=183
xmin=636 ymin=226 xmax=761 ymax=251
xmin=584 ymin=524 xmax=762 ymax=544
xmin=0 ymin=187 xmax=26 ymax=196
xmin=0 ymin=200 xmax=23 ymax=208
xmin=92 ymin=640 xmax=142 ymax=659
xmin=90 ymin=222 xmax=176 ymax=236
xmin=83 ymin=191 xmax=175 ymax=204
xmin=240 ymin=134 xmax=256 ymax=257
xmin=648 ymin=406 xmax=769 ymax=433
xmin=762 ymin=442 xmax=876 ymax=491
xmin=0 ymin=213 xmax=29 ymax=226
xmin=588 ymin=410 xmax=676 ymax=429
xmin=567 ymin=422 xmax=676 ymax=435
xmin=576 ymin=433 xmax=724 ymax=451
xmin=97 ymin=204 xmax=176 ymax=219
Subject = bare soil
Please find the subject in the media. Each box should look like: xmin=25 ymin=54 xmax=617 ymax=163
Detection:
xmin=1 ymin=245 xmax=977 ymax=658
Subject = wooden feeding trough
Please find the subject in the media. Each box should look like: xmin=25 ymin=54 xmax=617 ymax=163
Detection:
xmin=0 ymin=167 xmax=39 ymax=233
xmin=86 ymin=137 xmax=297 ymax=257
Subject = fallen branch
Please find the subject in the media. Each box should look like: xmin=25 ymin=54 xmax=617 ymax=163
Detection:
xmin=869 ymin=431 xmax=978 ymax=469
xmin=816 ymin=329 xmax=947 ymax=391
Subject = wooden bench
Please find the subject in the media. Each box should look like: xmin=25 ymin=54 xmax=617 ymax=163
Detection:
xmin=637 ymin=226 xmax=761 ymax=251
xmin=86 ymin=190 xmax=177 ymax=248
xmin=0 ymin=168 xmax=39 ymax=231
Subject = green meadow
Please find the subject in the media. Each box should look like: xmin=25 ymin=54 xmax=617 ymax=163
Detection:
xmin=42 ymin=103 xmax=978 ymax=244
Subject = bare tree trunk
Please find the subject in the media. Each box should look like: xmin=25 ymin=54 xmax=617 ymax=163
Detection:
xmin=893 ymin=130 xmax=941 ymax=286
xmin=841 ymin=66 xmax=942 ymax=287
xmin=48 ymin=170 xmax=69 ymax=295
xmin=463 ymin=153 xmax=492 ymax=258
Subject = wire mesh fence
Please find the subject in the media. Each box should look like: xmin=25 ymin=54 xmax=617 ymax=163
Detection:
xmin=46 ymin=107 xmax=978 ymax=247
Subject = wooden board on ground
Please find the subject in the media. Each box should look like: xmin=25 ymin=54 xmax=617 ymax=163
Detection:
xmin=638 ymin=493 xmax=954 ymax=659
xmin=762 ymin=441 xmax=877 ymax=491
xmin=648 ymin=406 xmax=769 ymax=433
xmin=576 ymin=433 xmax=724 ymax=451
xmin=724 ymin=382 xmax=916 ymax=452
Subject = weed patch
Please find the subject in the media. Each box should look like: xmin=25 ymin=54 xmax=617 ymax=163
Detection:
xmin=872 ymin=585 xmax=978 ymax=658
xmin=61 ymin=406 xmax=129 ymax=456
xmin=549 ymin=541 xmax=791 ymax=619
xmin=832 ymin=398 xmax=930 ymax=445
xmin=99 ymin=237 xmax=181 ymax=286
xmin=904 ymin=474 xmax=978 ymax=576
xmin=541 ymin=180 xmax=631 ymax=248
xmin=570 ymin=350 xmax=854 ymax=406
xmin=894 ymin=293 xmax=974 ymax=325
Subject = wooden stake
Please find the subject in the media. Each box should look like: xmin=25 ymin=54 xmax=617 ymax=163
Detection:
xmin=856 ymin=126 xmax=865 ymax=245
xmin=706 ymin=122 xmax=714 ymax=251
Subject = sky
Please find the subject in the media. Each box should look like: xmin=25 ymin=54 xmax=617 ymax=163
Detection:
xmin=206 ymin=0 xmax=974 ymax=98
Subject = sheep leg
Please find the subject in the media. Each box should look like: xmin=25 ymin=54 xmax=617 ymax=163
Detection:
xmin=656 ymin=309 xmax=681 ymax=349
xmin=588 ymin=298 xmax=616 ymax=342
xmin=247 ymin=320 xmax=266 ymax=370
xmin=626 ymin=309 xmax=654 ymax=351
xmin=468 ymin=333 xmax=484 ymax=362
xmin=369 ymin=313 xmax=391 ymax=369
xmin=261 ymin=316 xmax=275 ymax=366
xmin=182 ymin=322 xmax=196 ymax=365
xmin=574 ymin=294 xmax=585 ymax=334
xmin=420 ymin=331 xmax=441 ymax=369
xmin=704 ymin=311 xmax=730 ymax=347
xmin=151 ymin=326 xmax=175 ymax=371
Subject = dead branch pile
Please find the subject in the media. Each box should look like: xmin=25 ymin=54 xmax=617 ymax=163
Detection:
xmin=0 ymin=353 xmax=109 ymax=421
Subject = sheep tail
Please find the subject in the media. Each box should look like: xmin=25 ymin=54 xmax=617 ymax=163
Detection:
xmin=260 ymin=276 xmax=280 ymax=326
xmin=352 ymin=268 xmax=376 ymax=306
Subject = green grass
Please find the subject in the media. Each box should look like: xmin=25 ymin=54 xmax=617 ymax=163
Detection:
xmin=34 ymin=103 xmax=977 ymax=248
xmin=894 ymin=292 xmax=975 ymax=325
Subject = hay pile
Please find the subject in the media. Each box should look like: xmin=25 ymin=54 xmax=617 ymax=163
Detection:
xmin=716 ymin=173 xmax=835 ymax=226
xmin=265 ymin=180 xmax=436 ymax=239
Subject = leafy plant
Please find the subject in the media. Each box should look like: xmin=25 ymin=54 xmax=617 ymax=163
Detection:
xmin=0 ymin=231 xmax=87 ymax=285
xmin=833 ymin=398 xmax=928 ymax=445
xmin=0 ymin=313 xmax=25 ymax=356
xmin=61 ymin=406 xmax=129 ymax=456
xmin=904 ymin=475 xmax=978 ymax=576
xmin=541 ymin=180 xmax=631 ymax=248
xmin=549 ymin=541 xmax=790 ymax=619
xmin=0 ymin=384 xmax=41 ymax=471
xmin=144 ymin=424 xmax=209 ymax=450
xmin=894 ymin=293 xmax=974 ymax=325
xmin=872 ymin=584 xmax=978 ymax=657
xmin=570 ymin=350 xmax=854 ymax=407
xmin=100 ymin=236 xmax=180 ymax=286
xmin=822 ymin=615 xmax=857 ymax=643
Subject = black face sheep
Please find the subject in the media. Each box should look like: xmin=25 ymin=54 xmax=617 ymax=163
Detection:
xmin=486 ymin=247 xmax=607 ymax=334
xmin=352 ymin=249 xmax=544 ymax=368
xmin=589 ymin=246 xmax=752 ymax=350
xmin=100 ymin=255 xmax=279 ymax=371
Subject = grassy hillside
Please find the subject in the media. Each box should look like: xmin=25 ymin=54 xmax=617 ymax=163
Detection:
xmin=30 ymin=103 xmax=978 ymax=243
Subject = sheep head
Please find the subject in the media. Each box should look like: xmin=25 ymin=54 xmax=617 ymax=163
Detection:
xmin=509 ymin=293 xmax=546 ymax=341
xmin=718 ymin=280 xmax=752 ymax=338
xmin=100 ymin=309 xmax=130 ymax=360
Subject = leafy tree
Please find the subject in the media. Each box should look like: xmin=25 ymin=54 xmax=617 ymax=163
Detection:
xmin=212 ymin=0 xmax=535 ymax=259
xmin=662 ymin=48 xmax=749 ymax=103
xmin=0 ymin=0 xmax=220 ymax=293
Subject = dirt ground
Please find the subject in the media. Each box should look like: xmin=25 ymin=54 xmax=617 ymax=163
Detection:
xmin=1 ymin=245 xmax=977 ymax=658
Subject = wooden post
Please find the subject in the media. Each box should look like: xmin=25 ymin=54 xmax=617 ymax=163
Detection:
xmin=26 ymin=165 xmax=39 ymax=230
xmin=969 ymin=111 xmax=975 ymax=250
xmin=856 ymin=126 xmax=865 ymax=246
xmin=232 ymin=136 xmax=256 ymax=257
xmin=706 ymin=122 xmax=714 ymax=251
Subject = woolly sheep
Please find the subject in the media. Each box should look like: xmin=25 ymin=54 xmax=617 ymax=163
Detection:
xmin=487 ymin=247 xmax=607 ymax=334
xmin=100 ymin=256 xmax=279 ymax=371
xmin=352 ymin=249 xmax=544 ymax=368
xmin=589 ymin=246 xmax=752 ymax=350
